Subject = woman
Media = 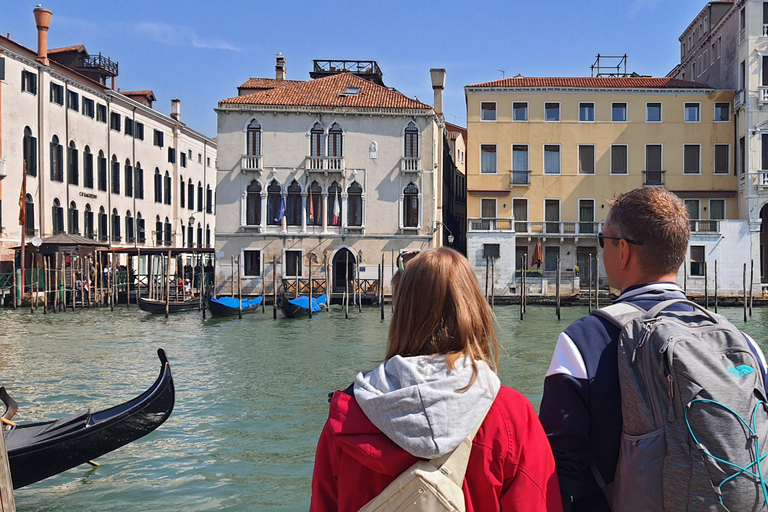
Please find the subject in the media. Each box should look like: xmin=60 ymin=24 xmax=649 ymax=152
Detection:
xmin=310 ymin=248 xmax=562 ymax=511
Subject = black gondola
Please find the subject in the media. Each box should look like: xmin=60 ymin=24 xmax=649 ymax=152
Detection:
xmin=205 ymin=296 xmax=264 ymax=318
xmin=278 ymin=293 xmax=326 ymax=318
xmin=2 ymin=348 xmax=175 ymax=489
xmin=137 ymin=295 xmax=199 ymax=313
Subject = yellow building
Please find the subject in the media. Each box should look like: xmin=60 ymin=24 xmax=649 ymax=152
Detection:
xmin=464 ymin=76 xmax=736 ymax=294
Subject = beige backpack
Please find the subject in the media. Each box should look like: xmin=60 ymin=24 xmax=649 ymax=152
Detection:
xmin=358 ymin=412 xmax=487 ymax=512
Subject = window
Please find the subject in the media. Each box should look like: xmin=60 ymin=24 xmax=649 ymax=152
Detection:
xmin=646 ymin=145 xmax=662 ymax=171
xmin=197 ymin=182 xmax=202 ymax=211
xmin=685 ymin=199 xmax=700 ymax=227
xmin=180 ymin=151 xmax=187 ymax=168
xmin=715 ymin=144 xmax=730 ymax=174
xmin=68 ymin=201 xmax=79 ymax=235
xmin=180 ymin=179 xmax=186 ymax=208
xmin=684 ymin=145 xmax=701 ymax=174
xmin=285 ymin=250 xmax=302 ymax=276
xmin=96 ymin=104 xmax=107 ymax=123
xmin=67 ymin=90 xmax=79 ymax=111
xmin=306 ymin=182 xmax=321 ymax=226
xmin=481 ymin=102 xmax=496 ymax=121
xmin=84 ymin=204 xmax=93 ymax=239
xmin=23 ymin=127 xmax=37 ymax=177
xmin=135 ymin=165 xmax=144 ymax=199
xmin=137 ymin=213 xmax=146 ymax=244
xmin=110 ymin=112 xmax=121 ymax=132
xmin=513 ymin=199 xmax=528 ymax=232
xmin=126 ymin=211 xmax=134 ymax=242
xmin=155 ymin=216 xmax=163 ymax=245
xmin=67 ymin=141 xmax=78 ymax=185
xmin=710 ymin=199 xmax=725 ymax=220
xmin=154 ymin=130 xmax=164 ymax=147
xmin=328 ymin=123 xmax=343 ymax=160
xmin=512 ymin=145 xmax=528 ymax=171
xmin=165 ymin=173 xmax=172 ymax=206
xmin=403 ymin=182 xmax=418 ymax=228
xmin=244 ymin=250 xmax=261 ymax=276
xmin=52 ymin=199 xmax=64 ymax=234
xmin=513 ymin=102 xmax=528 ymax=121
xmin=164 ymin=218 xmax=172 ymax=246
xmin=83 ymin=146 xmax=93 ymax=188
xmin=544 ymin=145 xmax=560 ymax=174
xmin=168 ymin=147 xmax=176 ymax=164
xmin=483 ymin=244 xmax=500 ymax=259
xmin=714 ymin=102 xmax=730 ymax=122
xmin=348 ymin=182 xmax=363 ymax=227
xmin=82 ymin=97 xmax=94 ymax=118
xmin=50 ymin=135 xmax=63 ymax=182
xmin=135 ymin=122 xmax=144 ymax=140
xmin=740 ymin=7 xmax=746 ymax=32
xmin=764 ymin=56 xmax=768 ymax=86
xmin=739 ymin=136 xmax=746 ymax=175
xmin=125 ymin=160 xmax=133 ymax=197
xmin=579 ymin=103 xmax=594 ymax=122
xmin=578 ymin=145 xmax=595 ymax=174
xmin=480 ymin=145 xmax=497 ymax=174
xmin=266 ymin=181 xmax=282 ymax=225
xmin=545 ymin=199 xmax=560 ymax=234
xmin=188 ymin=181 xmax=195 ymax=210
xmin=544 ymin=102 xmax=560 ymax=122
xmin=247 ymin=181 xmax=262 ymax=225
xmin=21 ymin=70 xmax=36 ymax=95
xmin=246 ymin=119 xmax=262 ymax=157
xmin=98 ymin=151 xmax=107 ymax=191
xmin=285 ymin=180 xmax=302 ymax=226
xmin=404 ymin=122 xmax=419 ymax=158
xmin=196 ymin=222 xmax=203 ymax=248
xmin=690 ymin=246 xmax=705 ymax=276
xmin=684 ymin=103 xmax=700 ymax=122
xmin=189 ymin=150 xmax=193 ymax=159
xmin=111 ymin=156 xmax=120 ymax=194
xmin=154 ymin=169 xmax=162 ymax=203
xmin=198 ymin=154 xmax=202 ymax=164
xmin=99 ymin=208 xmax=108 ymax=241
xmin=612 ymin=102 xmax=627 ymax=122
xmin=481 ymin=198 xmax=496 ymax=219
xmin=579 ymin=199 xmax=595 ymax=233
xmin=310 ymin=122 xmax=324 ymax=157
xmin=328 ymin=181 xmax=341 ymax=226
xmin=50 ymin=83 xmax=64 ymax=105
xmin=646 ymin=103 xmax=662 ymax=122
xmin=25 ymin=195 xmax=35 ymax=236
xmin=125 ymin=118 xmax=134 ymax=137
xmin=545 ymin=247 xmax=560 ymax=271
xmin=764 ymin=134 xmax=768 ymax=171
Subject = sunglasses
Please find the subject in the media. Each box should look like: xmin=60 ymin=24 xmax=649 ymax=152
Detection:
xmin=598 ymin=232 xmax=643 ymax=249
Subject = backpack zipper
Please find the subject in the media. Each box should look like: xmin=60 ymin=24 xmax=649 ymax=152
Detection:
xmin=636 ymin=318 xmax=665 ymax=428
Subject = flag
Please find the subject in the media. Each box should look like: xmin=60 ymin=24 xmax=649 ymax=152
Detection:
xmin=275 ymin=195 xmax=286 ymax=223
xmin=332 ymin=188 xmax=340 ymax=225
xmin=18 ymin=161 xmax=27 ymax=226
xmin=531 ymin=240 xmax=544 ymax=269
xmin=309 ymin=188 xmax=315 ymax=223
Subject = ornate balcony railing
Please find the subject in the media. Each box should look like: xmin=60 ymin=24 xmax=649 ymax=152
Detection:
xmin=468 ymin=218 xmax=513 ymax=232
xmin=401 ymin=157 xmax=421 ymax=172
xmin=241 ymin=154 xmax=262 ymax=172
xmin=516 ymin=221 xmax=602 ymax=236
xmin=76 ymin=53 xmax=118 ymax=76
xmin=307 ymin=156 xmax=345 ymax=172
xmin=690 ymin=220 xmax=720 ymax=233
xmin=760 ymin=87 xmax=768 ymax=105
xmin=643 ymin=170 xmax=665 ymax=187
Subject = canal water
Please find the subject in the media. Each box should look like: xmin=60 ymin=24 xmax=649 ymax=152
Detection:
xmin=1 ymin=304 xmax=768 ymax=511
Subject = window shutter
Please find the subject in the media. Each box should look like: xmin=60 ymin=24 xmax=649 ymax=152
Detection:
xmin=0 ymin=57 xmax=4 ymax=81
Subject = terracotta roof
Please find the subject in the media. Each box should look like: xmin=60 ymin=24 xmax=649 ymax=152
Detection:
xmin=237 ymin=78 xmax=304 ymax=91
xmin=48 ymin=45 xmax=87 ymax=54
xmin=467 ymin=76 xmax=712 ymax=89
xmin=121 ymin=90 xmax=156 ymax=99
xmin=445 ymin=122 xmax=467 ymax=140
xmin=221 ymin=73 xmax=431 ymax=110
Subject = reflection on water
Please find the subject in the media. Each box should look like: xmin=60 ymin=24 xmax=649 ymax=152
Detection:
xmin=1 ymin=305 xmax=766 ymax=511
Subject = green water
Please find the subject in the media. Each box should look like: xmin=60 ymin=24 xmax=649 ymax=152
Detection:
xmin=0 ymin=304 xmax=767 ymax=510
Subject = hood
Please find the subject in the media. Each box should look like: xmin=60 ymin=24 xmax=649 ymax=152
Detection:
xmin=353 ymin=355 xmax=500 ymax=459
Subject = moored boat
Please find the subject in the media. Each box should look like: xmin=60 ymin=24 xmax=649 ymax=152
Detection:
xmin=206 ymin=296 xmax=264 ymax=317
xmin=279 ymin=293 xmax=326 ymax=318
xmin=137 ymin=295 xmax=199 ymax=313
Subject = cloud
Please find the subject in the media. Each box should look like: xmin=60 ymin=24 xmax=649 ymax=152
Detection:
xmin=135 ymin=22 xmax=241 ymax=51
xmin=627 ymin=0 xmax=663 ymax=17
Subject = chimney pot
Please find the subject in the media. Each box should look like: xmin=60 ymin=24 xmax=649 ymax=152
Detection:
xmin=171 ymin=98 xmax=181 ymax=121
xmin=275 ymin=53 xmax=286 ymax=81
xmin=33 ymin=7 xmax=52 ymax=66
xmin=429 ymin=68 xmax=446 ymax=119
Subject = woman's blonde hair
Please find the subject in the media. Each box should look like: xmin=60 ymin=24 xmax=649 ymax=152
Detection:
xmin=387 ymin=247 xmax=498 ymax=383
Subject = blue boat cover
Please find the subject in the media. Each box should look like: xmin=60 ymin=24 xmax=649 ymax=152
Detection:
xmin=211 ymin=296 xmax=264 ymax=309
xmin=287 ymin=294 xmax=326 ymax=312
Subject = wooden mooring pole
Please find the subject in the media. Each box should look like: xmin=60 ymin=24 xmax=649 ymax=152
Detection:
xmin=308 ymin=255 xmax=313 ymax=320
xmin=10 ymin=257 xmax=16 ymax=310
xmin=743 ymin=263 xmax=748 ymax=323
xmin=380 ymin=254 xmax=385 ymax=320
xmin=165 ymin=251 xmax=171 ymax=318
xmin=237 ymin=257 xmax=243 ymax=320
xmin=714 ymin=260 xmax=718 ymax=313
xmin=272 ymin=256 xmax=277 ymax=320
xmin=587 ymin=254 xmax=593 ymax=313
xmin=484 ymin=256 xmax=489 ymax=303
xmin=523 ymin=253 xmax=528 ymax=315
xmin=0 ymin=416 xmax=16 ymax=511
xmin=490 ymin=256 xmax=495 ymax=310
xmin=519 ymin=256 xmax=524 ymax=321
xmin=556 ymin=257 xmax=561 ymax=320
xmin=704 ymin=262 xmax=709 ymax=310
xmin=749 ymin=259 xmax=754 ymax=317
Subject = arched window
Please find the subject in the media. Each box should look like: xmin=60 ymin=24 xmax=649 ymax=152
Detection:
xmin=404 ymin=122 xmax=419 ymax=158
xmin=111 ymin=155 xmax=120 ymax=194
xmin=188 ymin=181 xmax=195 ymax=210
xmin=99 ymin=207 xmax=108 ymax=241
xmin=68 ymin=201 xmax=79 ymax=234
xmin=328 ymin=181 xmax=342 ymax=226
xmin=155 ymin=216 xmax=163 ymax=246
xmin=126 ymin=210 xmax=134 ymax=242
xmin=50 ymin=135 xmax=63 ymax=182
xmin=197 ymin=223 xmax=203 ymax=248
xmin=135 ymin=163 xmax=144 ymax=199
xmin=247 ymin=119 xmax=261 ymax=156
xmin=164 ymin=172 xmax=172 ymax=205
xmin=206 ymin=185 xmax=213 ymax=214
xmin=180 ymin=178 xmax=186 ymax=208
xmin=307 ymin=181 xmax=321 ymax=225
xmin=98 ymin=150 xmax=107 ymax=191
xmin=154 ymin=169 xmax=162 ymax=203
xmin=24 ymin=194 xmax=35 ymax=236
xmin=164 ymin=217 xmax=172 ymax=245
xmin=52 ymin=199 xmax=64 ymax=234
xmin=187 ymin=223 xmax=193 ymax=248
xmin=111 ymin=208 xmax=121 ymax=241
xmin=286 ymin=180 xmax=302 ymax=226
xmin=246 ymin=180 xmax=262 ymax=225
xmin=137 ymin=213 xmax=146 ymax=244
xmin=267 ymin=180 xmax=282 ymax=226
xmin=124 ymin=159 xmax=133 ymax=197
xmin=83 ymin=146 xmax=93 ymax=188
xmin=23 ymin=127 xmax=37 ymax=177
xmin=347 ymin=182 xmax=363 ymax=227
xmin=197 ymin=182 xmax=203 ymax=212
xmin=84 ymin=204 xmax=93 ymax=239
xmin=206 ymin=224 xmax=211 ymax=247
xmin=403 ymin=182 xmax=419 ymax=227
xmin=310 ymin=122 xmax=324 ymax=157
xmin=68 ymin=141 xmax=78 ymax=185
xmin=328 ymin=123 xmax=343 ymax=169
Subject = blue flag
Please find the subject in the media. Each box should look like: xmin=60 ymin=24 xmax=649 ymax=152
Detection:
xmin=275 ymin=195 xmax=286 ymax=222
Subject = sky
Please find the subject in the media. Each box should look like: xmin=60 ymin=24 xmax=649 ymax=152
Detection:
xmin=3 ymin=0 xmax=712 ymax=138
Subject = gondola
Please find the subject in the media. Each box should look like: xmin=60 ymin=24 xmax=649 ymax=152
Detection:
xmin=206 ymin=296 xmax=264 ymax=318
xmin=137 ymin=295 xmax=199 ymax=313
xmin=278 ymin=293 xmax=326 ymax=318
xmin=1 ymin=348 xmax=175 ymax=489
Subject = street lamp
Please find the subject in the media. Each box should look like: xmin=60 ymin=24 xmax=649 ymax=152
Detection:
xmin=435 ymin=222 xmax=455 ymax=245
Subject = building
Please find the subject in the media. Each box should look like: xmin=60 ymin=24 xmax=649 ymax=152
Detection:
xmin=669 ymin=0 xmax=768 ymax=283
xmin=464 ymin=76 xmax=743 ymax=294
xmin=214 ymin=57 xmax=446 ymax=298
xmin=444 ymin=122 xmax=467 ymax=253
xmin=0 ymin=7 xmax=217 ymax=273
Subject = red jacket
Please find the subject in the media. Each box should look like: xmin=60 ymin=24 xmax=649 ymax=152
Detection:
xmin=310 ymin=385 xmax=563 ymax=512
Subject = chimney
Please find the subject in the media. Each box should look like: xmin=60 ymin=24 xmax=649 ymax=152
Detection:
xmin=430 ymin=68 xmax=446 ymax=119
xmin=275 ymin=53 xmax=286 ymax=81
xmin=33 ymin=6 xmax=52 ymax=66
xmin=171 ymin=98 xmax=181 ymax=121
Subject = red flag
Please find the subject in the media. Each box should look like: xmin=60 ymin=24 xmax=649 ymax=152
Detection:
xmin=18 ymin=161 xmax=26 ymax=226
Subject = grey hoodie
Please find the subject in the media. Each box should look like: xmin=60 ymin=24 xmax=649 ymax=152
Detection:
xmin=353 ymin=354 xmax=501 ymax=459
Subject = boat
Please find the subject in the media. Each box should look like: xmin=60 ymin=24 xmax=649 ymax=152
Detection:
xmin=1 ymin=348 xmax=175 ymax=489
xmin=137 ymin=295 xmax=199 ymax=313
xmin=278 ymin=293 xmax=327 ymax=318
xmin=206 ymin=296 xmax=264 ymax=317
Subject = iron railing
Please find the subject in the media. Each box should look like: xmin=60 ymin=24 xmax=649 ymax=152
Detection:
xmin=510 ymin=170 xmax=531 ymax=186
xmin=643 ymin=170 xmax=665 ymax=186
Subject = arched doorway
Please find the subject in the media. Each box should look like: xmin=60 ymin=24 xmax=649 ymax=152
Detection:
xmin=761 ymin=203 xmax=768 ymax=282
xmin=332 ymin=248 xmax=356 ymax=294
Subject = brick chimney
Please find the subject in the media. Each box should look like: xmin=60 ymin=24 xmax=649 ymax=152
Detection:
xmin=275 ymin=53 xmax=286 ymax=81
xmin=430 ymin=68 xmax=446 ymax=120
xmin=33 ymin=6 xmax=52 ymax=66
xmin=171 ymin=98 xmax=180 ymax=121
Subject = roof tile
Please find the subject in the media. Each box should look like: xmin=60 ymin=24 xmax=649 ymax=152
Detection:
xmin=467 ymin=76 xmax=712 ymax=89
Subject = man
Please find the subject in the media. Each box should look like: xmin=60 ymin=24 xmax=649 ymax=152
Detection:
xmin=539 ymin=188 xmax=765 ymax=511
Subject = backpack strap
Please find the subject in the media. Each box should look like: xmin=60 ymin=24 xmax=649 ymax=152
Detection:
xmin=590 ymin=301 xmax=645 ymax=329
xmin=643 ymin=298 xmax=720 ymax=324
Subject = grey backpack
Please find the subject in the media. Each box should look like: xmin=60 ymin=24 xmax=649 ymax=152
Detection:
xmin=592 ymin=299 xmax=768 ymax=512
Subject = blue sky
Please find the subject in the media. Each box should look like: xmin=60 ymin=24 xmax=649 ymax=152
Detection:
xmin=4 ymin=0 xmax=709 ymax=137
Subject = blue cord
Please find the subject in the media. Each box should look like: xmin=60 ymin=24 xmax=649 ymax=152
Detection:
xmin=685 ymin=398 xmax=768 ymax=507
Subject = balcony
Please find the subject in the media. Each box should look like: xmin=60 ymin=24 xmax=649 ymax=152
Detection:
xmin=760 ymin=87 xmax=768 ymax=105
xmin=307 ymin=156 xmax=345 ymax=175
xmin=517 ymin=221 xmax=602 ymax=237
xmin=758 ymin=171 xmax=768 ymax=193
xmin=510 ymin=170 xmax=531 ymax=187
xmin=690 ymin=220 xmax=720 ymax=233
xmin=468 ymin=218 xmax=513 ymax=232
xmin=241 ymin=154 xmax=262 ymax=172
xmin=76 ymin=53 xmax=118 ymax=77
xmin=764 ymin=24 xmax=768 ymax=36
xmin=643 ymin=170 xmax=665 ymax=187
xmin=401 ymin=157 xmax=421 ymax=173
